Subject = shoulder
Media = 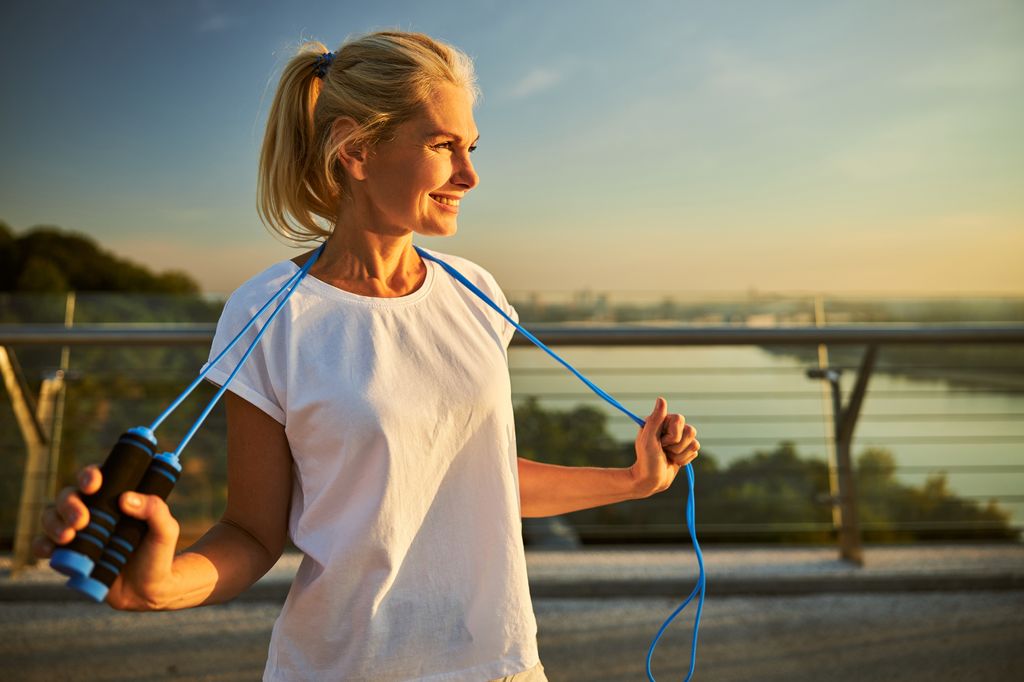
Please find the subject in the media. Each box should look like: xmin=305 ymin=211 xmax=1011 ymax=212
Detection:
xmin=219 ymin=259 xmax=299 ymax=318
xmin=417 ymin=247 xmax=506 ymax=299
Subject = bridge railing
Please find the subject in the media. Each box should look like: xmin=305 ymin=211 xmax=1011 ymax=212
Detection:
xmin=2 ymin=322 xmax=1022 ymax=572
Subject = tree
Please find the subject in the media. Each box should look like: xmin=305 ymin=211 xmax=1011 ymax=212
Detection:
xmin=513 ymin=401 xmax=1017 ymax=544
xmin=0 ymin=222 xmax=200 ymax=293
xmin=15 ymin=256 xmax=68 ymax=293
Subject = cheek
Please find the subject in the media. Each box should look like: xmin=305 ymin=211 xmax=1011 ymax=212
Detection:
xmin=374 ymin=176 xmax=423 ymax=214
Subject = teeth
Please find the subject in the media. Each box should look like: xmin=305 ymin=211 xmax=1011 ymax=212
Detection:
xmin=431 ymin=195 xmax=459 ymax=207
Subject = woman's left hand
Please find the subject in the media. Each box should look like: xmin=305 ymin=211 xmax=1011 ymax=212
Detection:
xmin=630 ymin=397 xmax=700 ymax=497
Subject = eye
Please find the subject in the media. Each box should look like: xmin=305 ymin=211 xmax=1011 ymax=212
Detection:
xmin=430 ymin=141 xmax=477 ymax=153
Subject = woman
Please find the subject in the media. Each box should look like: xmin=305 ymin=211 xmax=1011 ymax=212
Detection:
xmin=34 ymin=31 xmax=699 ymax=681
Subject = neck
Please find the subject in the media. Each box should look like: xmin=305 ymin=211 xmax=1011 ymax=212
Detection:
xmin=305 ymin=212 xmax=426 ymax=299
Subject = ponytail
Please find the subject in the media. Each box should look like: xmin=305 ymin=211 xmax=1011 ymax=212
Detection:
xmin=257 ymin=41 xmax=334 ymax=242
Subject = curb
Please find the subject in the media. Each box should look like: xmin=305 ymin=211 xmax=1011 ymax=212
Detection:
xmin=527 ymin=573 xmax=1024 ymax=598
xmin=5 ymin=573 xmax=1022 ymax=603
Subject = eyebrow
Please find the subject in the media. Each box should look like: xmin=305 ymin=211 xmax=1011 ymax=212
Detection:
xmin=425 ymin=130 xmax=480 ymax=144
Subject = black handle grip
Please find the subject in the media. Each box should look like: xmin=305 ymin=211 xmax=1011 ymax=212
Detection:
xmin=85 ymin=456 xmax=181 ymax=596
xmin=49 ymin=429 xmax=156 ymax=579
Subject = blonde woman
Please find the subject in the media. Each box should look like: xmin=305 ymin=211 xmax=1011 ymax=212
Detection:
xmin=36 ymin=30 xmax=699 ymax=681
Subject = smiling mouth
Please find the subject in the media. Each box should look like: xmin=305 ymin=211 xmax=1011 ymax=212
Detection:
xmin=430 ymin=194 xmax=460 ymax=207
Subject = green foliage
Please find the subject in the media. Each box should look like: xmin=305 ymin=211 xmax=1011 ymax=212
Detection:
xmin=692 ymin=441 xmax=834 ymax=542
xmin=856 ymin=447 xmax=1015 ymax=541
xmin=0 ymin=222 xmax=200 ymax=294
xmin=514 ymin=396 xmax=621 ymax=467
xmin=515 ymin=401 xmax=1017 ymax=544
xmin=16 ymin=257 xmax=68 ymax=292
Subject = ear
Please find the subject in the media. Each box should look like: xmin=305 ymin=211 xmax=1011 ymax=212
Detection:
xmin=330 ymin=117 xmax=371 ymax=181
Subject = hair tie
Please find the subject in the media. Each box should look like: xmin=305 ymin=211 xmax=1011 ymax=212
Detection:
xmin=313 ymin=51 xmax=335 ymax=79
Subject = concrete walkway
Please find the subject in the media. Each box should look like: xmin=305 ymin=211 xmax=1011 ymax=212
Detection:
xmin=3 ymin=543 xmax=1022 ymax=602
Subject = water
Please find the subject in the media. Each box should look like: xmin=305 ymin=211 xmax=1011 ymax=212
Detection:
xmin=508 ymin=345 xmax=1024 ymax=527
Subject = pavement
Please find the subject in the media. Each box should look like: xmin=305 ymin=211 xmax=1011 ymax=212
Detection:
xmin=3 ymin=543 xmax=1022 ymax=602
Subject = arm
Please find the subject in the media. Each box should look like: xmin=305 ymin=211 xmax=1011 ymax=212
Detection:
xmin=36 ymin=392 xmax=293 ymax=611
xmin=517 ymin=397 xmax=699 ymax=518
xmin=133 ymin=391 xmax=293 ymax=610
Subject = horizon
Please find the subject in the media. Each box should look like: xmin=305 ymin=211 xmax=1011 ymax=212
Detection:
xmin=2 ymin=0 xmax=1022 ymax=296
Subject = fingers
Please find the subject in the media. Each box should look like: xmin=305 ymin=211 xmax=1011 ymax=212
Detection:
xmin=664 ymin=420 xmax=699 ymax=466
xmin=77 ymin=465 xmax=102 ymax=495
xmin=664 ymin=424 xmax=697 ymax=452
xmin=36 ymin=464 xmax=103 ymax=553
xmin=41 ymin=503 xmax=75 ymax=545
xmin=660 ymin=414 xmax=686 ymax=448
xmin=31 ymin=534 xmax=55 ymax=559
xmin=636 ymin=397 xmax=701 ymax=486
xmin=668 ymin=439 xmax=700 ymax=466
xmin=644 ymin=400 xmax=699 ymax=458
xmin=41 ymin=477 xmax=92 ymax=545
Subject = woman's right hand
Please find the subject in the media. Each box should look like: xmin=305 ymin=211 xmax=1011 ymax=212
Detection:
xmin=32 ymin=464 xmax=182 ymax=611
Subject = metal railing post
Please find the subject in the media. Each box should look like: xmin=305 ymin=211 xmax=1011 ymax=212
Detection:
xmin=813 ymin=295 xmax=842 ymax=530
xmin=1 ymin=346 xmax=54 ymax=574
xmin=807 ymin=345 xmax=878 ymax=565
xmin=45 ymin=292 xmax=75 ymax=499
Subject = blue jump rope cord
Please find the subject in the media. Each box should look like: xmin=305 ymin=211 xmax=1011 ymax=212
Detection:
xmin=148 ymin=245 xmax=325 ymax=454
xmin=148 ymin=243 xmax=703 ymax=680
xmin=416 ymin=247 xmax=705 ymax=682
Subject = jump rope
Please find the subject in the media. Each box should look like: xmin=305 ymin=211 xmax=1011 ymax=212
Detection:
xmin=49 ymin=244 xmax=706 ymax=681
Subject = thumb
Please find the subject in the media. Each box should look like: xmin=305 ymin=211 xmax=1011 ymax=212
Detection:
xmin=119 ymin=492 xmax=180 ymax=555
xmin=640 ymin=397 xmax=669 ymax=441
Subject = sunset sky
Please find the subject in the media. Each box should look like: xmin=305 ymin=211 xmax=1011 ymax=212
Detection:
xmin=2 ymin=0 xmax=1021 ymax=296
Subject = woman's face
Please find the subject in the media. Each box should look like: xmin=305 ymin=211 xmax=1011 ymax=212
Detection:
xmin=357 ymin=82 xmax=479 ymax=238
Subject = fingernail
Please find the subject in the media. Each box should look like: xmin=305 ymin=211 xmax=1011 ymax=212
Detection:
xmin=124 ymin=493 xmax=141 ymax=508
xmin=78 ymin=471 xmax=89 ymax=488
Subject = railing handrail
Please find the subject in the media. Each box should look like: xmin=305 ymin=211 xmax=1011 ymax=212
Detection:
xmin=1 ymin=323 xmax=1023 ymax=346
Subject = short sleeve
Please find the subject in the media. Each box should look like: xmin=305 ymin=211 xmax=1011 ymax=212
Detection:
xmin=468 ymin=259 xmax=519 ymax=348
xmin=201 ymin=286 xmax=287 ymax=424
xmin=498 ymin=295 xmax=519 ymax=348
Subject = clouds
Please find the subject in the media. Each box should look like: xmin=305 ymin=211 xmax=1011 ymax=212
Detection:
xmin=504 ymin=65 xmax=573 ymax=99
xmin=701 ymin=47 xmax=809 ymax=102
xmin=196 ymin=0 xmax=237 ymax=34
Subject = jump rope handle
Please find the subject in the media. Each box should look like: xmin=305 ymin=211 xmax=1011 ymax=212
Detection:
xmin=66 ymin=451 xmax=182 ymax=602
xmin=49 ymin=427 xmax=158 ymax=581
xmin=48 ymin=426 xmax=182 ymax=602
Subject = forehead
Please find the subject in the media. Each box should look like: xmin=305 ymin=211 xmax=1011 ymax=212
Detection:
xmin=410 ymin=82 xmax=478 ymax=140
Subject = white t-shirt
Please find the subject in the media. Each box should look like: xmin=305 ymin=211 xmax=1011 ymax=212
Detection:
xmin=203 ymin=248 xmax=539 ymax=681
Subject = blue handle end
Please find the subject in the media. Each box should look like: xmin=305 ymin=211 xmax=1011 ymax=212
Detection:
xmin=127 ymin=426 xmax=157 ymax=447
xmin=49 ymin=548 xmax=95 ymax=579
xmin=154 ymin=451 xmax=182 ymax=472
xmin=66 ymin=574 xmax=110 ymax=603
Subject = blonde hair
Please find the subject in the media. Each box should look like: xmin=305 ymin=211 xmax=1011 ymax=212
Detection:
xmin=257 ymin=31 xmax=479 ymax=243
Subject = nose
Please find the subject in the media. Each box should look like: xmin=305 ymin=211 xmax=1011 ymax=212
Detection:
xmin=452 ymin=150 xmax=479 ymax=191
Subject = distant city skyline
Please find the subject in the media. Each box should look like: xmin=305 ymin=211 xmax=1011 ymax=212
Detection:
xmin=2 ymin=0 xmax=1021 ymax=295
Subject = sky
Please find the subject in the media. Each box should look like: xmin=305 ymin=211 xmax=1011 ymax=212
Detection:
xmin=1 ymin=0 xmax=1022 ymax=296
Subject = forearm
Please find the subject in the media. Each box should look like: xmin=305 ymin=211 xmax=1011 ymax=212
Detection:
xmin=152 ymin=519 xmax=282 ymax=610
xmin=517 ymin=457 xmax=644 ymax=518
